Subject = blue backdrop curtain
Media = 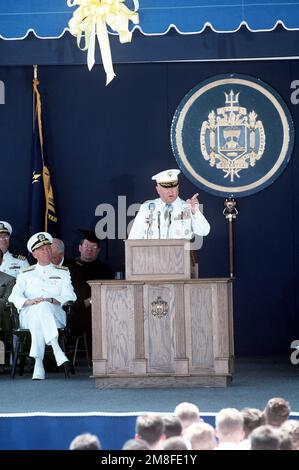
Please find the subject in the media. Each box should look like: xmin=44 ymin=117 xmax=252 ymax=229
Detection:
xmin=0 ymin=2 xmax=299 ymax=357
xmin=0 ymin=60 xmax=299 ymax=356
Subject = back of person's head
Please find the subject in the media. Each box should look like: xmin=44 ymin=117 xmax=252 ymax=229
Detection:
xmin=69 ymin=433 xmax=101 ymax=450
xmin=52 ymin=238 xmax=65 ymax=253
xmin=51 ymin=238 xmax=65 ymax=265
xmin=281 ymin=420 xmax=299 ymax=450
xmin=279 ymin=429 xmax=293 ymax=450
xmin=174 ymin=402 xmax=200 ymax=430
xmin=162 ymin=415 xmax=183 ymax=438
xmin=250 ymin=425 xmax=281 ymax=450
xmin=241 ymin=407 xmax=265 ymax=438
xmin=162 ymin=437 xmax=188 ymax=451
xmin=135 ymin=414 xmax=164 ymax=447
xmin=215 ymin=408 xmax=244 ymax=444
xmin=264 ymin=397 xmax=290 ymax=427
xmin=122 ymin=438 xmax=150 ymax=450
xmin=184 ymin=422 xmax=217 ymax=450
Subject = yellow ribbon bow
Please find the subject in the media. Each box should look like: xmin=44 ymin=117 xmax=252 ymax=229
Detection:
xmin=67 ymin=0 xmax=139 ymax=85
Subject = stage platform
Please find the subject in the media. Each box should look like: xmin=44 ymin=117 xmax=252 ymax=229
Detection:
xmin=0 ymin=356 xmax=298 ymax=449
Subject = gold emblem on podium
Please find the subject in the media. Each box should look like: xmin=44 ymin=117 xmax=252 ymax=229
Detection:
xmin=151 ymin=296 xmax=168 ymax=318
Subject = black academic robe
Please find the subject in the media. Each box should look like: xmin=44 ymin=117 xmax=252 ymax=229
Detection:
xmin=66 ymin=257 xmax=113 ymax=352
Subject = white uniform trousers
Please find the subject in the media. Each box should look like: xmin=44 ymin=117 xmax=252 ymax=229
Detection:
xmin=19 ymin=303 xmax=66 ymax=359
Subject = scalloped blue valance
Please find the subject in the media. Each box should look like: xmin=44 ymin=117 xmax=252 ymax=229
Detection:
xmin=1 ymin=0 xmax=299 ymax=40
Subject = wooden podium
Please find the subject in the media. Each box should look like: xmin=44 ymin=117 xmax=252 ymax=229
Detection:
xmin=89 ymin=240 xmax=234 ymax=388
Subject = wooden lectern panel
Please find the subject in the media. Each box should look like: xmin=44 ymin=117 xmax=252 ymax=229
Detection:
xmin=125 ymin=239 xmax=191 ymax=280
xmin=185 ymin=284 xmax=214 ymax=370
xmin=144 ymin=284 xmax=176 ymax=373
xmin=102 ymin=285 xmax=134 ymax=374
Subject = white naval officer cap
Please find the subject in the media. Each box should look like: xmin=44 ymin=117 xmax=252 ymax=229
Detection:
xmin=151 ymin=169 xmax=180 ymax=188
xmin=27 ymin=231 xmax=53 ymax=253
xmin=0 ymin=221 xmax=12 ymax=235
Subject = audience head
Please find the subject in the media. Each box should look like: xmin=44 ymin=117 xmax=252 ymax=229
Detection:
xmin=281 ymin=420 xmax=299 ymax=450
xmin=215 ymin=408 xmax=244 ymax=444
xmin=79 ymin=230 xmax=100 ymax=263
xmin=0 ymin=248 xmax=3 ymax=264
xmin=250 ymin=425 xmax=281 ymax=450
xmin=174 ymin=402 xmax=201 ymax=430
xmin=0 ymin=221 xmax=12 ymax=254
xmin=135 ymin=414 xmax=164 ymax=448
xmin=122 ymin=439 xmax=150 ymax=450
xmin=162 ymin=415 xmax=183 ymax=438
xmin=184 ymin=422 xmax=217 ymax=450
xmin=263 ymin=397 xmax=290 ymax=427
xmin=278 ymin=429 xmax=293 ymax=450
xmin=241 ymin=407 xmax=265 ymax=438
xmin=162 ymin=436 xmax=188 ymax=451
xmin=51 ymin=238 xmax=65 ymax=266
xmin=69 ymin=433 xmax=101 ymax=450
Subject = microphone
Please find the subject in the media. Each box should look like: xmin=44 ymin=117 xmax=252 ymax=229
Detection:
xmin=148 ymin=202 xmax=156 ymax=226
xmin=157 ymin=211 xmax=161 ymax=239
xmin=166 ymin=204 xmax=173 ymax=238
xmin=168 ymin=204 xmax=173 ymax=221
xmin=149 ymin=202 xmax=156 ymax=213
xmin=146 ymin=202 xmax=156 ymax=239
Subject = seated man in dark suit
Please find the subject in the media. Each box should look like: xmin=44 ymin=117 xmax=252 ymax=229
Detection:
xmin=67 ymin=230 xmax=113 ymax=355
xmin=0 ymin=248 xmax=16 ymax=363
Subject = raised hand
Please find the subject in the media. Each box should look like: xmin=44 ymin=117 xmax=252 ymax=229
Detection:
xmin=186 ymin=193 xmax=199 ymax=214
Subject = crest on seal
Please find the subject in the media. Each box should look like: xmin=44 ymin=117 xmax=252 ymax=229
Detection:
xmin=200 ymin=90 xmax=266 ymax=182
xmin=171 ymin=74 xmax=294 ymax=198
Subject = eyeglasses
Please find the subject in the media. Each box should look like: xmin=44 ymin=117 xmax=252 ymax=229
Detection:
xmin=0 ymin=235 xmax=9 ymax=240
xmin=83 ymin=244 xmax=99 ymax=250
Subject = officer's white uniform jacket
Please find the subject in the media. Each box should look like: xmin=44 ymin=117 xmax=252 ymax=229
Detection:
xmin=0 ymin=251 xmax=29 ymax=278
xmin=9 ymin=263 xmax=76 ymax=358
xmin=128 ymin=197 xmax=210 ymax=240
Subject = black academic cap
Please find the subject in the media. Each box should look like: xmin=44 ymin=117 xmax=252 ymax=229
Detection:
xmin=79 ymin=229 xmax=100 ymax=245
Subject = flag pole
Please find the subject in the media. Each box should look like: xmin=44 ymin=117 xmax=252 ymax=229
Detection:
xmin=33 ymin=65 xmax=38 ymax=128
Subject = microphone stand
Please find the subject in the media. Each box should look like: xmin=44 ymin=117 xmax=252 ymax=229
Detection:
xmin=166 ymin=211 xmax=172 ymax=239
xmin=146 ymin=211 xmax=154 ymax=239
xmin=157 ymin=211 xmax=161 ymax=239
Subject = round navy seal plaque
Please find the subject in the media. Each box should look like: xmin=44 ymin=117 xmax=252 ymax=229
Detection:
xmin=171 ymin=74 xmax=294 ymax=197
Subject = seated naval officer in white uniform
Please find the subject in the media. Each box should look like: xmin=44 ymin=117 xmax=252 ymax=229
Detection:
xmin=0 ymin=221 xmax=29 ymax=277
xmin=128 ymin=169 xmax=210 ymax=240
xmin=9 ymin=232 xmax=77 ymax=380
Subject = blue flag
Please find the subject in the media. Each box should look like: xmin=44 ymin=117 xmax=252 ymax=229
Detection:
xmin=29 ymin=77 xmax=58 ymax=236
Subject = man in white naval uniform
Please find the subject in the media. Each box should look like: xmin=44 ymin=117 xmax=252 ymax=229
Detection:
xmin=128 ymin=169 xmax=210 ymax=240
xmin=0 ymin=221 xmax=29 ymax=277
xmin=9 ymin=232 xmax=77 ymax=380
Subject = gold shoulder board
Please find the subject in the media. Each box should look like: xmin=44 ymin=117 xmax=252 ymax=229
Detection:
xmin=13 ymin=254 xmax=26 ymax=260
xmin=22 ymin=266 xmax=35 ymax=273
xmin=55 ymin=265 xmax=69 ymax=271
